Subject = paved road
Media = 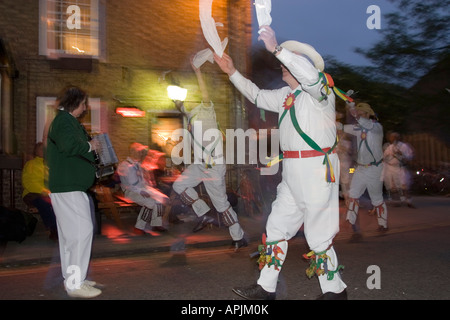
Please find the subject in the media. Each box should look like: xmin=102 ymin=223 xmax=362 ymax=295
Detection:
xmin=0 ymin=222 xmax=449 ymax=299
xmin=0 ymin=196 xmax=448 ymax=318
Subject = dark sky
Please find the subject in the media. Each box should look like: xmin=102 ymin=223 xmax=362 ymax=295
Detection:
xmin=251 ymin=0 xmax=397 ymax=67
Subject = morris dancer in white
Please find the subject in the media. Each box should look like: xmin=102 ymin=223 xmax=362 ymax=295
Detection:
xmin=383 ymin=131 xmax=415 ymax=207
xmin=215 ymin=26 xmax=347 ymax=300
xmin=344 ymin=102 xmax=388 ymax=236
xmin=171 ymin=59 xmax=247 ymax=249
xmin=117 ymin=142 xmax=168 ymax=233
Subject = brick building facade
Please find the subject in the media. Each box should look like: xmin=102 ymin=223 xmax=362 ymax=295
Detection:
xmin=0 ymin=0 xmax=253 ymax=209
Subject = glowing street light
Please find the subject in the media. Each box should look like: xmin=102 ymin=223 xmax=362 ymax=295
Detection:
xmin=167 ymin=85 xmax=188 ymax=102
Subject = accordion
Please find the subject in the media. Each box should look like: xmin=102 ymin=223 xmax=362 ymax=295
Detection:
xmin=92 ymin=133 xmax=118 ymax=178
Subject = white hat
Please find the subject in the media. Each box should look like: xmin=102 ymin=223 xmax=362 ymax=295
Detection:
xmin=280 ymin=40 xmax=325 ymax=71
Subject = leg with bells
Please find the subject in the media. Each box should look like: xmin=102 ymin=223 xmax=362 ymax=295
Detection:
xmin=172 ymin=164 xmax=211 ymax=217
xmin=178 ymin=187 xmax=213 ymax=232
xmin=202 ymin=164 xmax=245 ymax=244
xmin=135 ymin=203 xmax=165 ymax=231
xmin=304 ymin=245 xmax=347 ymax=299
xmin=374 ymin=203 xmax=388 ymax=231
xmin=172 ymin=164 xmax=213 ymax=231
xmin=233 ymin=180 xmax=301 ymax=300
xmin=346 ymin=198 xmax=363 ymax=241
xmin=346 ymin=198 xmax=360 ymax=226
xmin=346 ymin=166 xmax=370 ymax=236
xmin=148 ymin=203 xmax=166 ymax=231
xmin=220 ymin=206 xmax=247 ymax=249
xmin=124 ymin=190 xmax=164 ymax=230
xmin=366 ymin=165 xmax=388 ymax=230
xmin=136 ymin=206 xmax=151 ymax=230
xmin=297 ymin=157 xmax=346 ymax=298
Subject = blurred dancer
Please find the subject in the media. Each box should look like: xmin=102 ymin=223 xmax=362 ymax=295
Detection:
xmin=383 ymin=132 xmax=415 ymax=207
xmin=344 ymin=102 xmax=388 ymax=235
xmin=171 ymin=58 xmax=247 ymax=249
xmin=215 ymin=26 xmax=346 ymax=300
xmin=117 ymin=143 xmax=168 ymax=233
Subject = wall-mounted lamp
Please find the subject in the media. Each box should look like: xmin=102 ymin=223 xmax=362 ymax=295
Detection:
xmin=115 ymin=107 xmax=146 ymax=118
xmin=167 ymin=85 xmax=188 ymax=102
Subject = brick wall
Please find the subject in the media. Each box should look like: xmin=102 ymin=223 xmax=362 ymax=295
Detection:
xmin=0 ymin=0 xmax=252 ymax=208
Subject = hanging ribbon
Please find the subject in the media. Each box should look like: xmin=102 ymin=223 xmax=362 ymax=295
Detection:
xmin=303 ymin=248 xmax=344 ymax=280
xmin=321 ymin=73 xmax=354 ymax=103
xmin=257 ymin=234 xmax=285 ymax=271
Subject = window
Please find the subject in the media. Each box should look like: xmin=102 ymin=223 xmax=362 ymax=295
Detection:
xmin=39 ymin=0 xmax=104 ymax=59
xmin=36 ymin=96 xmax=103 ymax=143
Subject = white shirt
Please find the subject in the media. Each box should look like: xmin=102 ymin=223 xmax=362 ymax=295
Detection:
xmin=384 ymin=141 xmax=413 ymax=166
xmin=344 ymin=118 xmax=384 ymax=165
xmin=182 ymin=102 xmax=224 ymax=165
xmin=229 ymin=48 xmax=337 ymax=152
xmin=117 ymin=157 xmax=146 ymax=194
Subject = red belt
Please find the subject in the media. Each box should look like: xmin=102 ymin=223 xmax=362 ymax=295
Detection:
xmin=283 ymin=147 xmax=335 ymax=159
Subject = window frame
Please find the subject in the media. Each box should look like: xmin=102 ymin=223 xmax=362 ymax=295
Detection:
xmin=39 ymin=0 xmax=105 ymax=60
xmin=36 ymin=96 xmax=103 ymax=143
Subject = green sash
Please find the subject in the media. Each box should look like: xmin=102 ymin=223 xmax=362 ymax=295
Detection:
xmin=269 ymin=89 xmax=337 ymax=183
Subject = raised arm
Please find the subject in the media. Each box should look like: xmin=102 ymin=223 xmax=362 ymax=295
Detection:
xmin=191 ymin=57 xmax=210 ymax=103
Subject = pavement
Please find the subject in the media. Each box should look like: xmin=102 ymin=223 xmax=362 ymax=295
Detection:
xmin=1 ymin=195 xmax=449 ymax=268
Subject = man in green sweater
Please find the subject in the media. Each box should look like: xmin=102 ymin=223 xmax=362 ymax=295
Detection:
xmin=46 ymin=86 xmax=101 ymax=298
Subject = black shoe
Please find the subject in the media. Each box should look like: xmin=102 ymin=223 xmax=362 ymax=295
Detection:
xmin=232 ymin=284 xmax=276 ymax=300
xmin=232 ymin=238 xmax=248 ymax=250
xmin=193 ymin=215 xmax=214 ymax=233
xmin=316 ymin=289 xmax=348 ymax=300
xmin=377 ymin=226 xmax=388 ymax=232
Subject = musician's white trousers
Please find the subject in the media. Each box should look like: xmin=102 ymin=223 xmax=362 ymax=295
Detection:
xmin=50 ymin=192 xmax=94 ymax=285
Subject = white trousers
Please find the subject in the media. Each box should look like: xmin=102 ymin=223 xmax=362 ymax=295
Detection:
xmin=349 ymin=164 xmax=384 ymax=206
xmin=173 ymin=164 xmax=244 ymax=241
xmin=123 ymin=190 xmax=163 ymax=229
xmin=50 ymin=191 xmax=94 ymax=286
xmin=383 ymin=164 xmax=410 ymax=191
xmin=257 ymin=155 xmax=346 ymax=294
xmin=347 ymin=164 xmax=387 ymax=227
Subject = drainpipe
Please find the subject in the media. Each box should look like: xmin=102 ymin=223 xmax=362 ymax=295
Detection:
xmin=0 ymin=66 xmax=14 ymax=154
xmin=0 ymin=39 xmax=21 ymax=208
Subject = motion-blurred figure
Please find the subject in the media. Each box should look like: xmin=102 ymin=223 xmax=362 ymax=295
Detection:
xmin=383 ymin=132 xmax=415 ymax=207
xmin=117 ymin=142 xmax=169 ymax=234
xmin=344 ymin=102 xmax=388 ymax=235
xmin=171 ymin=57 xmax=247 ymax=249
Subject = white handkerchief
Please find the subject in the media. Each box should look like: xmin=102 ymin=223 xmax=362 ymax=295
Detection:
xmin=254 ymin=0 xmax=272 ymax=33
xmin=199 ymin=0 xmax=225 ymax=57
xmin=192 ymin=37 xmax=229 ymax=69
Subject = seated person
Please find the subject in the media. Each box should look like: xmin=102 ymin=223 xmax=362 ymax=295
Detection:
xmin=22 ymin=142 xmax=58 ymax=240
xmin=117 ymin=142 xmax=169 ymax=233
xmin=142 ymin=148 xmax=183 ymax=224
